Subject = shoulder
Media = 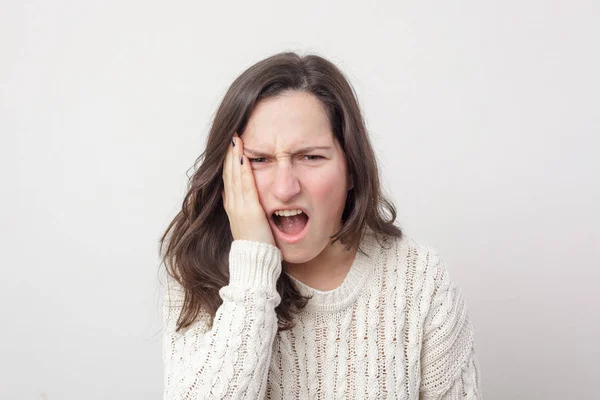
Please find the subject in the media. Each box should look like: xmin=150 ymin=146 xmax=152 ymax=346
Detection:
xmin=368 ymin=230 xmax=447 ymax=281
xmin=369 ymin=232 xmax=459 ymax=314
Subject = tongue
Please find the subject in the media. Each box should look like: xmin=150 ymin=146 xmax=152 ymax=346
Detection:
xmin=278 ymin=214 xmax=308 ymax=235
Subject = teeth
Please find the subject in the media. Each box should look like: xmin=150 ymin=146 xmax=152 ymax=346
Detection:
xmin=274 ymin=209 xmax=303 ymax=217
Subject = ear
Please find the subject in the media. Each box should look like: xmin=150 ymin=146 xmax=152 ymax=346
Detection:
xmin=347 ymin=173 xmax=354 ymax=191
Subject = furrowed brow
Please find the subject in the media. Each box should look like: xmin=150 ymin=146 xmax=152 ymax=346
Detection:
xmin=295 ymin=146 xmax=332 ymax=154
xmin=243 ymin=148 xmax=271 ymax=158
xmin=244 ymin=146 xmax=332 ymax=157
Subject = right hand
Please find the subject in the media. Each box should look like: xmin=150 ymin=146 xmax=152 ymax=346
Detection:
xmin=222 ymin=133 xmax=276 ymax=246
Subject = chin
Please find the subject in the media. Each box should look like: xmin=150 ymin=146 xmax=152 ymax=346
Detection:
xmin=278 ymin=238 xmax=327 ymax=265
xmin=279 ymin=246 xmax=312 ymax=264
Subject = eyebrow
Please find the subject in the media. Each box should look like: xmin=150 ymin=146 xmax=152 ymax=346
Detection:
xmin=244 ymin=146 xmax=332 ymax=157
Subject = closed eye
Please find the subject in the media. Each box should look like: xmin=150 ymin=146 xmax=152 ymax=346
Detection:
xmin=301 ymin=155 xmax=324 ymax=161
xmin=248 ymin=155 xmax=324 ymax=164
xmin=249 ymin=157 xmax=268 ymax=163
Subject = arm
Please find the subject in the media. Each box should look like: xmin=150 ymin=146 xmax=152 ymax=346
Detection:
xmin=162 ymin=240 xmax=282 ymax=400
xmin=419 ymin=252 xmax=482 ymax=400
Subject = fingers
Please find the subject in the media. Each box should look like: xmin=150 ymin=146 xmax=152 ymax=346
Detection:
xmin=232 ymin=133 xmax=243 ymax=201
xmin=223 ymin=132 xmax=261 ymax=210
xmin=220 ymin=133 xmax=275 ymax=245
xmin=222 ymin=132 xmax=236 ymax=209
xmin=240 ymin=151 xmax=259 ymax=201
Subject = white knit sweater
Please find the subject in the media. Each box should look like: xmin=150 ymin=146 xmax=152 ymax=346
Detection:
xmin=162 ymin=231 xmax=482 ymax=399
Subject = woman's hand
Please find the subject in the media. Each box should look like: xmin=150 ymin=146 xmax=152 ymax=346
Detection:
xmin=222 ymin=133 xmax=276 ymax=246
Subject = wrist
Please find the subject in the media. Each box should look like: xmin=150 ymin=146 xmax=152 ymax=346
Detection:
xmin=228 ymin=240 xmax=282 ymax=289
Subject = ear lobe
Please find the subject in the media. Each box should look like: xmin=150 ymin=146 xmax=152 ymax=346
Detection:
xmin=348 ymin=174 xmax=354 ymax=191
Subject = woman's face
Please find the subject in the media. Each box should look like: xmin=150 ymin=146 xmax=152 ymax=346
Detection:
xmin=241 ymin=90 xmax=352 ymax=264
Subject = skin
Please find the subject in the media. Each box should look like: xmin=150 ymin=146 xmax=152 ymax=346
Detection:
xmin=222 ymin=90 xmax=356 ymax=291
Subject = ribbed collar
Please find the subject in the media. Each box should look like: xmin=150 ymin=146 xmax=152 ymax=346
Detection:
xmin=284 ymin=231 xmax=381 ymax=313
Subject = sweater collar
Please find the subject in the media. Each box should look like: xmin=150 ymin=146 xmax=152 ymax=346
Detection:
xmin=284 ymin=230 xmax=381 ymax=313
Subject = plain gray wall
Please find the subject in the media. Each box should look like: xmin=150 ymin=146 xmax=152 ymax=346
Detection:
xmin=1 ymin=1 xmax=598 ymax=399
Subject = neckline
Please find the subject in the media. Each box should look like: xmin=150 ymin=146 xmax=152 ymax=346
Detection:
xmin=284 ymin=231 xmax=380 ymax=313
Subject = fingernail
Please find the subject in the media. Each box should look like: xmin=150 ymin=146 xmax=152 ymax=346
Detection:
xmin=240 ymin=156 xmax=244 ymax=165
xmin=232 ymin=138 xmax=235 ymax=147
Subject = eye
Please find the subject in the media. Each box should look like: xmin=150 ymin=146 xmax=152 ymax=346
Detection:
xmin=301 ymin=155 xmax=324 ymax=161
xmin=249 ymin=157 xmax=268 ymax=163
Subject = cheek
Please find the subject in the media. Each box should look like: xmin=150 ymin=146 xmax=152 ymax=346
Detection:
xmin=302 ymin=166 xmax=348 ymax=204
xmin=302 ymin=175 xmax=333 ymax=199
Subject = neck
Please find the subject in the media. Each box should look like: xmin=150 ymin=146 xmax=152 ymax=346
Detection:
xmin=284 ymin=240 xmax=358 ymax=291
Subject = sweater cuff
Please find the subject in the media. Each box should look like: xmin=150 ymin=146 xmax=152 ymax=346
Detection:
xmin=228 ymin=240 xmax=282 ymax=290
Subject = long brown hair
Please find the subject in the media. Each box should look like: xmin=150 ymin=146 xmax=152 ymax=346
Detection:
xmin=159 ymin=51 xmax=402 ymax=332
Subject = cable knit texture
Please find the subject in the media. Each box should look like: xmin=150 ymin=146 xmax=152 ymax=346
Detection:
xmin=162 ymin=231 xmax=482 ymax=399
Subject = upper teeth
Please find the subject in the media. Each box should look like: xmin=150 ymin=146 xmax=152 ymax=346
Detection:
xmin=274 ymin=209 xmax=303 ymax=217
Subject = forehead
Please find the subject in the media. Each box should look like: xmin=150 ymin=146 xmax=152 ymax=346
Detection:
xmin=241 ymin=91 xmax=334 ymax=148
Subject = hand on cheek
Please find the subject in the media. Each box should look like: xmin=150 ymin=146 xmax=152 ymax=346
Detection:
xmin=221 ymin=133 xmax=277 ymax=247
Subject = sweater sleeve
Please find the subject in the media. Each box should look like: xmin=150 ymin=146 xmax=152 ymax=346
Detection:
xmin=419 ymin=251 xmax=482 ymax=400
xmin=162 ymin=240 xmax=282 ymax=400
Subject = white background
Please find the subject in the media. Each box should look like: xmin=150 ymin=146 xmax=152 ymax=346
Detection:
xmin=1 ymin=1 xmax=598 ymax=399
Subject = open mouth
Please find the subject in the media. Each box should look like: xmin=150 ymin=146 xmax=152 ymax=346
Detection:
xmin=270 ymin=209 xmax=310 ymax=243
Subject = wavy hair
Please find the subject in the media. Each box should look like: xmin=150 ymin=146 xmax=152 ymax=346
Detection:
xmin=159 ymin=51 xmax=402 ymax=332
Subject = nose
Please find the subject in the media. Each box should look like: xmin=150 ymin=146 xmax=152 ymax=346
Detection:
xmin=271 ymin=164 xmax=301 ymax=202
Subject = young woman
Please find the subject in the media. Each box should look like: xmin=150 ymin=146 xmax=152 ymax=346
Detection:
xmin=160 ymin=52 xmax=481 ymax=399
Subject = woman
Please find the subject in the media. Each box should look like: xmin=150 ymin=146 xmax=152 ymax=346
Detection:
xmin=160 ymin=52 xmax=481 ymax=399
